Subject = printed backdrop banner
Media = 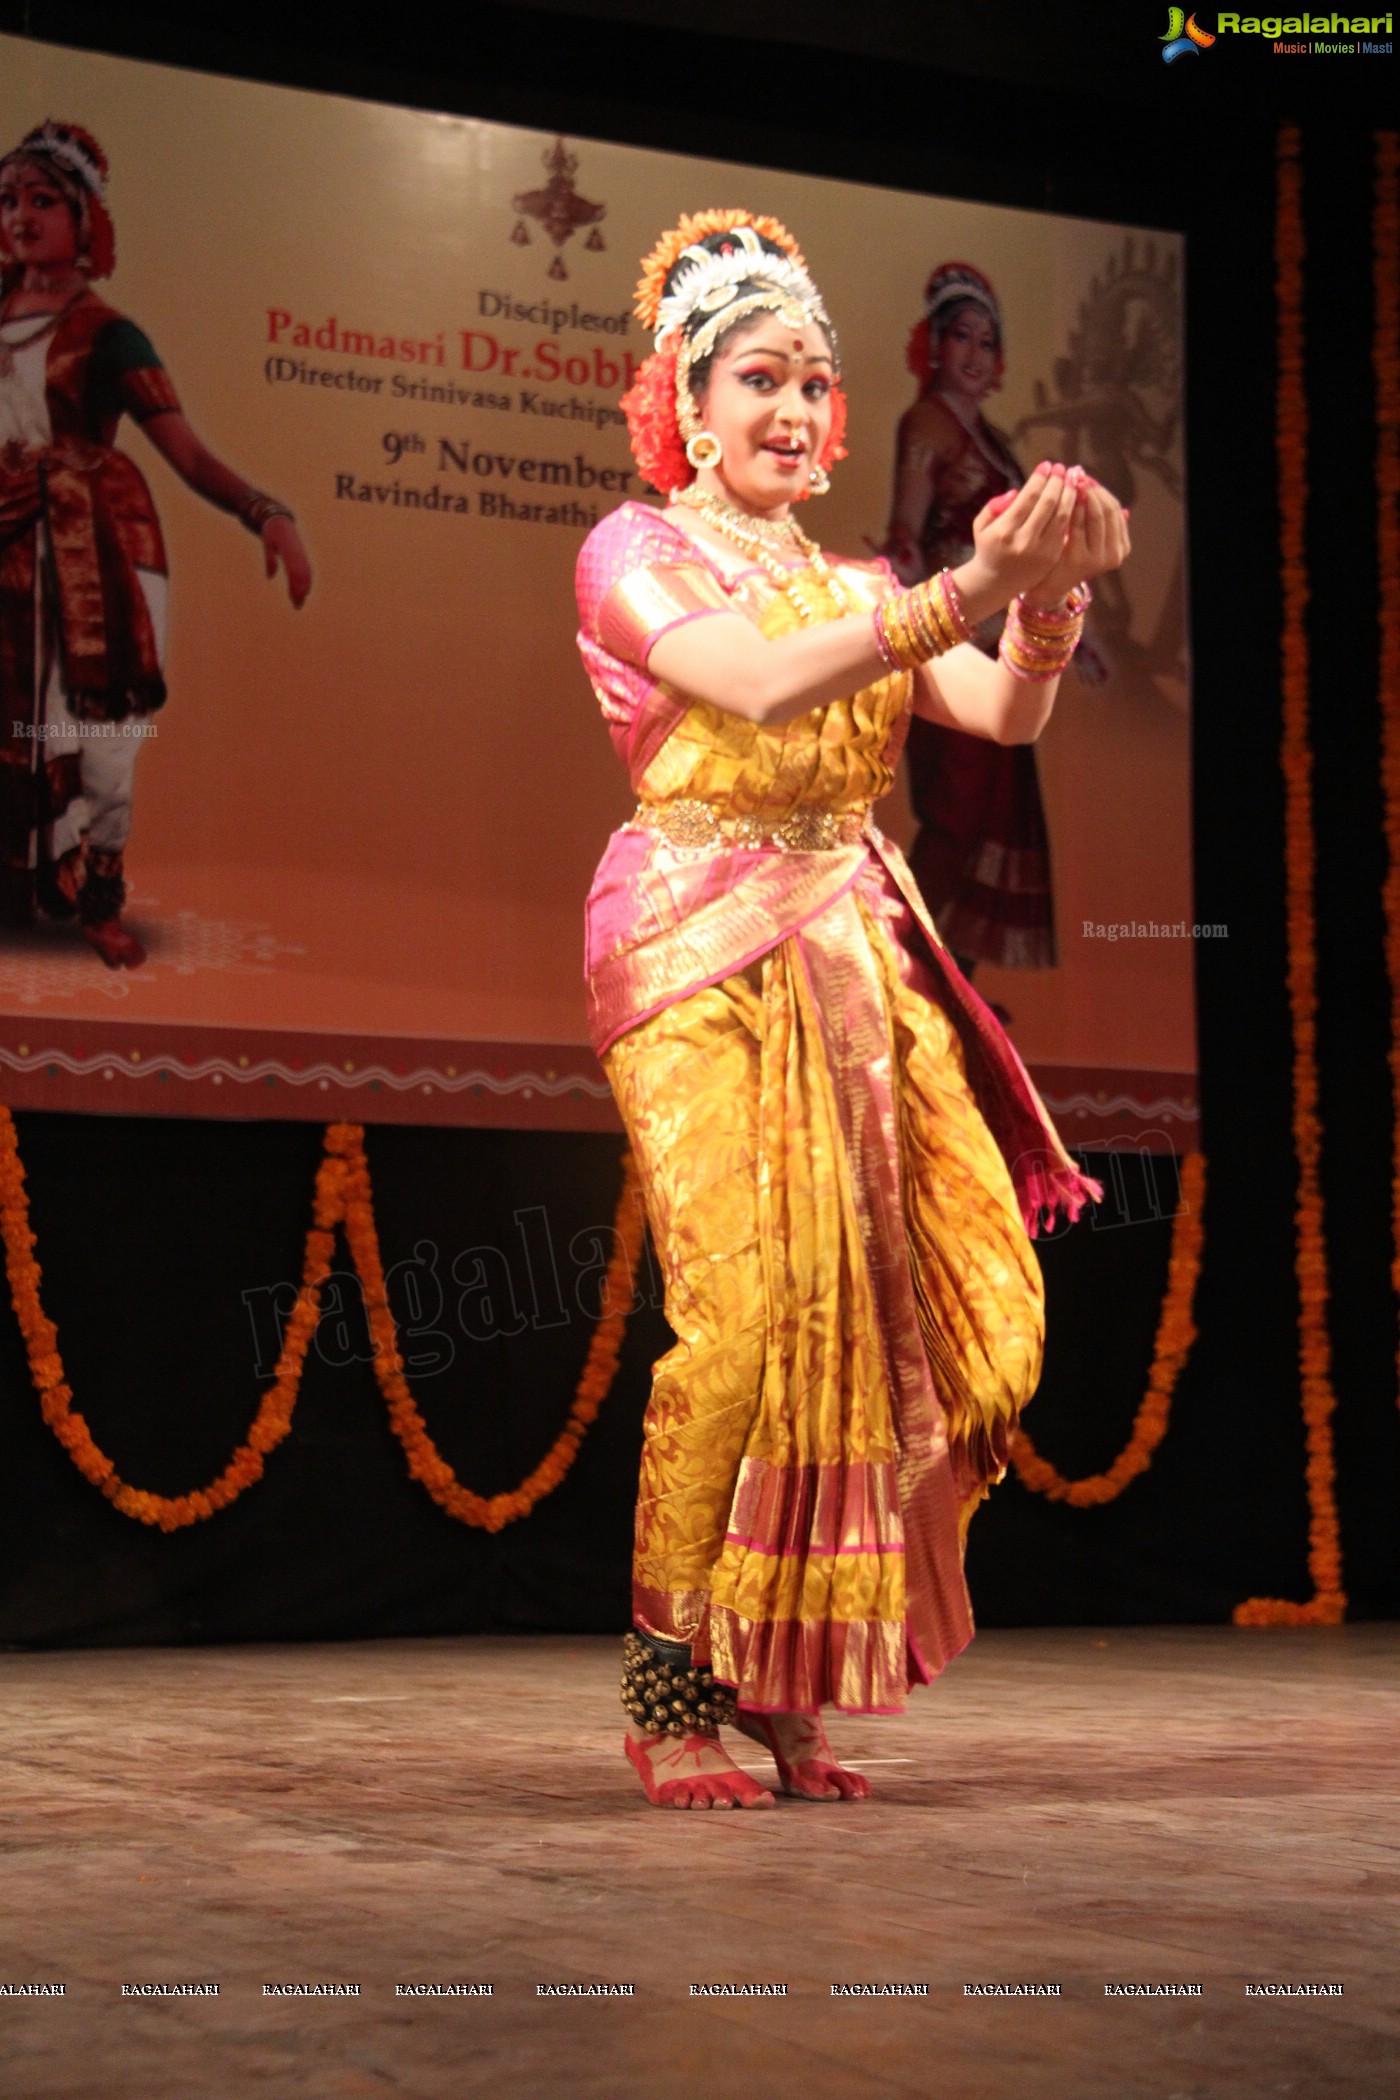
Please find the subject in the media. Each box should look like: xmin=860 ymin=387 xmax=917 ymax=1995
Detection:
xmin=0 ymin=36 xmax=1193 ymax=1146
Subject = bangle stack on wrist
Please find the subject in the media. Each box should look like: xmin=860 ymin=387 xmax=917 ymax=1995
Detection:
xmin=872 ymin=567 xmax=973 ymax=671
xmin=239 ymin=490 xmax=295 ymax=535
xmin=998 ymin=582 xmax=1092 ymax=682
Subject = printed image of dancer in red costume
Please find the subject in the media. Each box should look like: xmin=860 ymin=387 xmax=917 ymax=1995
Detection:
xmin=881 ymin=263 xmax=1057 ymax=982
xmin=0 ymin=121 xmax=310 ymax=969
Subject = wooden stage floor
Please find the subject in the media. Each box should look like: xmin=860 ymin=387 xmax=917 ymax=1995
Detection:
xmin=1 ymin=1626 xmax=1395 ymax=2099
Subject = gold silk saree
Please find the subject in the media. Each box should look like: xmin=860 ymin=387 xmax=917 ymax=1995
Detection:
xmin=576 ymin=501 xmax=1097 ymax=1714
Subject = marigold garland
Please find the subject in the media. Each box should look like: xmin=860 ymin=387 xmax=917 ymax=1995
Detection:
xmin=620 ymin=345 xmax=690 ymax=495
xmin=1008 ymin=1151 xmax=1205 ymax=1506
xmin=1234 ymin=123 xmax=1346 ymax=1627
xmin=334 ymin=1124 xmax=646 ymax=1532
xmin=0 ymin=1108 xmax=640 ymax=1535
xmin=1375 ymin=131 xmax=1400 ymax=1396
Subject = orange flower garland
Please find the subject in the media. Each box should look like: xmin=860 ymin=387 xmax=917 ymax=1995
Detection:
xmin=1 ymin=1108 xmax=640 ymax=1535
xmin=1375 ymin=130 xmax=1400 ymax=1397
xmin=0 ymin=1103 xmax=338 ymax=1531
xmin=334 ymin=1124 xmax=646 ymax=1532
xmin=1009 ymin=1151 xmax=1205 ymax=1506
xmin=1234 ymin=123 xmax=1346 ymax=1627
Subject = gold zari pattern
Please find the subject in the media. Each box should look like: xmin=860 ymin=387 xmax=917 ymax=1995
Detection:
xmin=632 ymin=799 xmax=869 ymax=853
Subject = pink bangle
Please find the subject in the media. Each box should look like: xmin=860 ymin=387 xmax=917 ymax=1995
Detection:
xmin=998 ymin=585 xmax=1090 ymax=682
xmin=871 ymin=604 xmax=903 ymax=672
xmin=937 ymin=568 xmax=974 ymax=644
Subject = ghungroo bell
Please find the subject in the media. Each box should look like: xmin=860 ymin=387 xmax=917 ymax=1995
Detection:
xmin=620 ymin=1630 xmax=737 ymax=1737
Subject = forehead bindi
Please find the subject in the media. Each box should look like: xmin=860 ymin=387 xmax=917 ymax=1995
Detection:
xmin=730 ymin=335 xmax=832 ymax=374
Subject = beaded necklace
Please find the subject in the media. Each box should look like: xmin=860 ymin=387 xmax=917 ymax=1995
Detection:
xmin=672 ymin=484 xmax=854 ymax=623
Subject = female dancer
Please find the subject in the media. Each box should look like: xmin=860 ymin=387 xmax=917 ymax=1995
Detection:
xmin=575 ymin=213 xmax=1128 ymax=1809
xmin=883 ymin=263 xmax=1056 ymax=975
xmin=0 ymin=121 xmax=309 ymax=967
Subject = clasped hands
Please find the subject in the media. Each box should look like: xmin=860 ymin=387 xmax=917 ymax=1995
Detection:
xmin=956 ymin=462 xmax=1131 ymax=624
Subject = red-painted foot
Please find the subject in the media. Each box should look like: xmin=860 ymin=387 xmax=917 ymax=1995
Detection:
xmin=625 ymin=1729 xmax=775 ymax=1810
xmin=82 ymin=917 xmax=146 ymax=969
xmin=735 ymin=1710 xmax=872 ymax=1801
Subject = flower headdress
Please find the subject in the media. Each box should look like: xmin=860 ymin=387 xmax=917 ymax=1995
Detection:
xmin=0 ymin=120 xmax=116 ymax=281
xmin=621 ymin=208 xmax=847 ymax=497
xmin=907 ymin=259 xmax=1004 ymax=391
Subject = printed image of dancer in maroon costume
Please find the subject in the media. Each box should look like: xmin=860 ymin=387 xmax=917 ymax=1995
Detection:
xmin=882 ymin=263 xmax=1055 ymax=980
xmin=0 ymin=121 xmax=310 ymax=969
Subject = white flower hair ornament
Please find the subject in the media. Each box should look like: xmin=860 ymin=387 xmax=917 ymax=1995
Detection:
xmin=653 ymin=226 xmax=832 ymax=350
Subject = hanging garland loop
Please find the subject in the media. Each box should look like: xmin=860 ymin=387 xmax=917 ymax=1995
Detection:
xmin=0 ymin=1110 xmax=642 ymax=1534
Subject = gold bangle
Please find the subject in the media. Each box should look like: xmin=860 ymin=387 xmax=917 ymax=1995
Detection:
xmin=875 ymin=578 xmax=968 ymax=670
xmin=923 ymin=582 xmax=961 ymax=652
xmin=904 ymin=590 xmax=942 ymax=659
xmin=936 ymin=568 xmax=975 ymax=643
xmin=877 ymin=593 xmax=924 ymax=670
xmin=998 ymin=592 xmax=1085 ymax=683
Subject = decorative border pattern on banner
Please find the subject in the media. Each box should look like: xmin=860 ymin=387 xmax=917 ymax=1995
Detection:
xmin=0 ymin=1021 xmax=617 ymax=1129
xmin=0 ymin=1020 xmax=1195 ymax=1144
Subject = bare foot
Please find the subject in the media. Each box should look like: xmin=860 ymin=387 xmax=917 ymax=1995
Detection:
xmin=625 ymin=1728 xmax=775 ymax=1810
xmin=734 ymin=1710 xmax=872 ymax=1801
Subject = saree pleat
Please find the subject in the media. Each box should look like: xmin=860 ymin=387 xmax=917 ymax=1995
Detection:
xmin=605 ymin=880 xmax=1045 ymax=1715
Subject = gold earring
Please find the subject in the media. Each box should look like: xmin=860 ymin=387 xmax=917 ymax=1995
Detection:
xmin=808 ymin=463 xmax=831 ymax=496
xmin=685 ymin=431 xmax=723 ymax=471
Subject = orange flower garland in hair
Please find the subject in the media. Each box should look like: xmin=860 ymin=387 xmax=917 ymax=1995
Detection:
xmin=620 ymin=344 xmax=691 ymax=495
xmin=1009 ymin=1151 xmax=1205 ymax=1506
xmin=1374 ymin=130 xmax=1400 ymax=1398
xmin=1 ymin=1110 xmax=641 ymax=1535
xmin=1235 ymin=123 xmax=1346 ymax=1627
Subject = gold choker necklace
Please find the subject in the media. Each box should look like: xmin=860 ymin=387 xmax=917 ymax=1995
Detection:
xmin=671 ymin=486 xmax=853 ymax=623
xmin=672 ymin=484 xmax=804 ymax=552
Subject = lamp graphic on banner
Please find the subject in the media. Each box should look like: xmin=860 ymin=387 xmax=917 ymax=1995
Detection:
xmin=511 ymin=138 xmax=606 ymax=280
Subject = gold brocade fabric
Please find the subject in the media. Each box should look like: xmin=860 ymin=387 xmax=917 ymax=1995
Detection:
xmin=634 ymin=558 xmax=906 ymax=818
xmin=602 ymin=563 xmax=1044 ymax=1714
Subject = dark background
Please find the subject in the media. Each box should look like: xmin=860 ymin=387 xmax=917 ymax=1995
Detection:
xmin=0 ymin=0 xmax=1395 ymax=1644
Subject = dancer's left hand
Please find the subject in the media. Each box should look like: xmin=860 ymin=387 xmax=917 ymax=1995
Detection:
xmin=1022 ymin=474 xmax=1130 ymax=609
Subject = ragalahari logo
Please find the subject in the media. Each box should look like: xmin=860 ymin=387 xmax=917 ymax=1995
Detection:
xmin=1160 ymin=7 xmax=1218 ymax=55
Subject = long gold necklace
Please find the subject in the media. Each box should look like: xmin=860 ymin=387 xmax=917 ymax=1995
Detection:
xmin=672 ymin=484 xmax=853 ymax=622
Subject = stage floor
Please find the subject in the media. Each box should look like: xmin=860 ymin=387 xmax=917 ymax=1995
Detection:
xmin=1 ymin=1626 xmax=1395 ymax=2099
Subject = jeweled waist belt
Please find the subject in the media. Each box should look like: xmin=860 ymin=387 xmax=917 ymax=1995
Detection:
xmin=631 ymin=798 xmax=870 ymax=853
